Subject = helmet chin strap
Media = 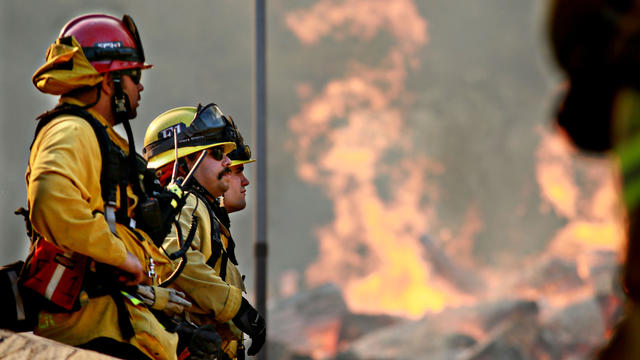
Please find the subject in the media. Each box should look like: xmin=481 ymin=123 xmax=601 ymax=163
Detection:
xmin=112 ymin=73 xmax=143 ymax=193
xmin=111 ymin=74 xmax=132 ymax=125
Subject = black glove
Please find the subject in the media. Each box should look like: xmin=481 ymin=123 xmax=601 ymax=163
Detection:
xmin=189 ymin=324 xmax=223 ymax=360
xmin=232 ymin=298 xmax=266 ymax=356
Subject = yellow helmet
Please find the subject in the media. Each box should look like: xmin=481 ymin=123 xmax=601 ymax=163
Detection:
xmin=143 ymin=104 xmax=236 ymax=169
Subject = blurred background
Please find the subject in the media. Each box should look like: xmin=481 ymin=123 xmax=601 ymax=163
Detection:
xmin=0 ymin=1 xmax=627 ymax=358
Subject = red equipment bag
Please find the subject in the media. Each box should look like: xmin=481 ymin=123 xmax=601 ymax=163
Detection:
xmin=22 ymin=239 xmax=88 ymax=311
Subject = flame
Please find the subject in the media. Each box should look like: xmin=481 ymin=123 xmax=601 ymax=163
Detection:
xmin=535 ymin=130 xmax=578 ymax=218
xmin=536 ymin=129 xmax=625 ymax=256
xmin=285 ymin=0 xmax=624 ymax=348
xmin=531 ymin=128 xmax=625 ymax=307
xmin=285 ymin=0 xmax=427 ymax=56
xmin=286 ymin=0 xmax=460 ymax=318
xmin=306 ymin=320 xmax=342 ymax=359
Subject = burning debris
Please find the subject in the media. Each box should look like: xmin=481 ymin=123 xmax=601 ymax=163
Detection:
xmin=270 ymin=253 xmax=621 ymax=359
xmin=268 ymin=284 xmax=403 ymax=359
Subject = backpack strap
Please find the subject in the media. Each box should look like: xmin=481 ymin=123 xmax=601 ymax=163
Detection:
xmin=34 ymin=104 xmax=126 ymax=233
xmin=190 ymin=191 xmax=229 ymax=281
xmin=211 ymin=202 xmax=238 ymax=266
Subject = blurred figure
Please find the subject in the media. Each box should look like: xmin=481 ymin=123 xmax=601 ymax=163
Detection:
xmin=23 ymin=13 xmax=181 ymax=360
xmin=549 ymin=0 xmax=640 ymax=358
xmin=144 ymin=104 xmax=266 ymax=359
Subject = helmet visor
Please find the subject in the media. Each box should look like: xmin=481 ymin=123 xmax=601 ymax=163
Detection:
xmin=183 ymin=103 xmax=227 ymax=138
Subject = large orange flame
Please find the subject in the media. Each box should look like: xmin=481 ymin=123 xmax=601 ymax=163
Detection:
xmin=287 ymin=0 xmax=461 ymax=318
xmin=285 ymin=0 xmax=624 ymax=329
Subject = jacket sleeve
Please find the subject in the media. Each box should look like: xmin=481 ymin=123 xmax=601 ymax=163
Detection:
xmin=27 ymin=117 xmax=127 ymax=267
xmin=163 ymin=193 xmax=243 ymax=323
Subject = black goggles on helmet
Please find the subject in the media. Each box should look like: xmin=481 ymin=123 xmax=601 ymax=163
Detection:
xmin=143 ymin=103 xmax=229 ymax=159
xmin=228 ymin=143 xmax=252 ymax=161
xmin=223 ymin=115 xmax=252 ymax=161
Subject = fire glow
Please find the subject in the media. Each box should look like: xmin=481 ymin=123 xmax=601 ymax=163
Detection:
xmin=287 ymin=0 xmax=464 ymax=318
xmin=285 ymin=0 xmax=624 ymax=330
xmin=535 ymin=129 xmax=625 ymax=298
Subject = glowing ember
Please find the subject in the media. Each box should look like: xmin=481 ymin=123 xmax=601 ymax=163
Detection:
xmin=306 ymin=320 xmax=342 ymax=359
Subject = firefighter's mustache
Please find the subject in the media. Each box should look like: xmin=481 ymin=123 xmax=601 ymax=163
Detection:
xmin=217 ymin=167 xmax=232 ymax=180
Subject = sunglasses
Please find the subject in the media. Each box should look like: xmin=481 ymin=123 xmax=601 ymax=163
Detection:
xmin=118 ymin=68 xmax=142 ymax=85
xmin=208 ymin=146 xmax=225 ymax=161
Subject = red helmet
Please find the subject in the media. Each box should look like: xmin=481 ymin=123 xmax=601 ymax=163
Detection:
xmin=59 ymin=14 xmax=152 ymax=73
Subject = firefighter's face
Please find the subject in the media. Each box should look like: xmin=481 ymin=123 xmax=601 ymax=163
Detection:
xmin=121 ymin=70 xmax=143 ymax=119
xmin=187 ymin=148 xmax=232 ymax=198
xmin=224 ymin=165 xmax=250 ymax=213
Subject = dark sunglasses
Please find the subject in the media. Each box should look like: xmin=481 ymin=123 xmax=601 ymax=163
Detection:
xmin=118 ymin=68 xmax=142 ymax=85
xmin=208 ymin=146 xmax=225 ymax=161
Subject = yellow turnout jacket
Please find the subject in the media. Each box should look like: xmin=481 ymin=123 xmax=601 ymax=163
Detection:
xmin=26 ymin=99 xmax=178 ymax=360
xmin=162 ymin=192 xmax=245 ymax=358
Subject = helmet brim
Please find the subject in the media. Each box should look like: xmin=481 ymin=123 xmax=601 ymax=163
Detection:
xmin=230 ymin=159 xmax=256 ymax=167
xmin=147 ymin=141 xmax=236 ymax=169
xmin=92 ymin=61 xmax=153 ymax=73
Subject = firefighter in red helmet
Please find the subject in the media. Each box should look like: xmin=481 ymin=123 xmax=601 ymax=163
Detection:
xmin=23 ymin=13 xmax=183 ymax=360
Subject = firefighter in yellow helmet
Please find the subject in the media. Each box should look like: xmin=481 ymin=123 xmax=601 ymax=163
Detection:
xmin=206 ymin=112 xmax=258 ymax=359
xmin=221 ymin=116 xmax=255 ymax=214
xmin=24 ymin=13 xmax=184 ymax=360
xmin=549 ymin=0 xmax=640 ymax=358
xmin=143 ymin=104 xmax=266 ymax=359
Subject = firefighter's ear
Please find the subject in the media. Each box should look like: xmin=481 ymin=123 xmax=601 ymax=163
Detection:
xmin=101 ymin=72 xmax=114 ymax=96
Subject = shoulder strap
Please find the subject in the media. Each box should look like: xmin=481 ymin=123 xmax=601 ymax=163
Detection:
xmin=211 ymin=203 xmax=238 ymax=266
xmin=34 ymin=104 xmax=125 ymax=232
xmin=191 ymin=191 xmax=229 ymax=281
